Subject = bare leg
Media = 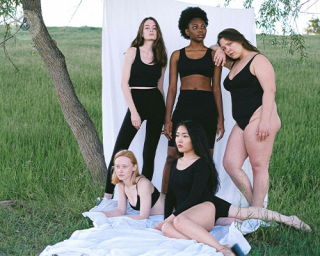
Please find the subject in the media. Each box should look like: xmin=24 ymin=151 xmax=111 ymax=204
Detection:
xmin=164 ymin=202 xmax=234 ymax=255
xmin=161 ymin=146 xmax=180 ymax=194
xmin=244 ymin=111 xmax=281 ymax=206
xmin=228 ymin=205 xmax=311 ymax=231
xmin=162 ymin=221 xmax=190 ymax=239
xmin=223 ymin=125 xmax=252 ymax=204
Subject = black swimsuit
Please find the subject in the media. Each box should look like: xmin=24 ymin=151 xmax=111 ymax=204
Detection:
xmin=165 ymin=158 xmax=231 ymax=221
xmin=126 ymin=177 xmax=161 ymax=211
xmin=224 ymin=54 xmax=263 ymax=130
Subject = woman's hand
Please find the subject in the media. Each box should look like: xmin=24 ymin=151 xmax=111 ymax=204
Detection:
xmin=154 ymin=220 xmax=166 ymax=231
xmin=256 ymin=120 xmax=270 ymax=141
xmin=131 ymin=111 xmax=141 ymax=130
xmin=213 ymin=47 xmax=227 ymax=67
xmin=163 ymin=119 xmax=173 ymax=140
xmin=216 ymin=120 xmax=225 ymax=142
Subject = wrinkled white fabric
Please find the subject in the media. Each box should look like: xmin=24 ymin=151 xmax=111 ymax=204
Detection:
xmin=40 ymin=199 xmax=278 ymax=256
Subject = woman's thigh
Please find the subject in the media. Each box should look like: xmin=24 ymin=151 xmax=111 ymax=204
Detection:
xmin=244 ymin=116 xmax=279 ymax=167
xmin=176 ymin=202 xmax=216 ymax=231
xmin=224 ymin=124 xmax=248 ymax=167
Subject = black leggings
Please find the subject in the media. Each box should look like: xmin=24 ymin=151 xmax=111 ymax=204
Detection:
xmin=105 ymin=88 xmax=165 ymax=194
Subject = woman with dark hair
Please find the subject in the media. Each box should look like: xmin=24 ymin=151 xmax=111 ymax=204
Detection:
xmin=161 ymin=7 xmax=225 ymax=194
xmin=104 ymin=17 xmax=167 ymax=199
xmin=211 ymin=28 xmax=281 ymax=207
xmin=155 ymin=120 xmax=310 ymax=256
xmin=102 ymin=150 xmax=164 ymax=219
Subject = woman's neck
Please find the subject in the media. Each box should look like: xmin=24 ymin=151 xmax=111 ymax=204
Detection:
xmin=188 ymin=40 xmax=205 ymax=50
xmin=140 ymin=40 xmax=153 ymax=52
xmin=122 ymin=177 xmax=133 ymax=188
xmin=239 ymin=48 xmax=254 ymax=60
xmin=182 ymin=149 xmax=198 ymax=160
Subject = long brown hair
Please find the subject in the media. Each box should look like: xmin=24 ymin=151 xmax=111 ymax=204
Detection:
xmin=217 ymin=28 xmax=260 ymax=55
xmin=111 ymin=150 xmax=143 ymax=185
xmin=131 ymin=17 xmax=167 ymax=67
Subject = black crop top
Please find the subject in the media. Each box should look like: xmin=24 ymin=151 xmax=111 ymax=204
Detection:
xmin=128 ymin=47 xmax=162 ymax=88
xmin=127 ymin=177 xmax=160 ymax=211
xmin=177 ymin=48 xmax=214 ymax=79
xmin=223 ymin=54 xmax=263 ymax=129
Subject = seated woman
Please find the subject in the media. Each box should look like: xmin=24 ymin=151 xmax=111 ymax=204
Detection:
xmin=154 ymin=120 xmax=311 ymax=256
xmin=101 ymin=150 xmax=164 ymax=219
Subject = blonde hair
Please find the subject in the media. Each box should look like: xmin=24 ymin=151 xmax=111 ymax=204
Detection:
xmin=111 ymin=150 xmax=143 ymax=185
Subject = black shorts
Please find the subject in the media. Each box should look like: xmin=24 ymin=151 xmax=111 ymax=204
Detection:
xmin=169 ymin=90 xmax=218 ymax=149
xmin=212 ymin=196 xmax=231 ymax=221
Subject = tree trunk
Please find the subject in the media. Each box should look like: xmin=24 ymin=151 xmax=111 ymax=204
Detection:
xmin=23 ymin=0 xmax=107 ymax=183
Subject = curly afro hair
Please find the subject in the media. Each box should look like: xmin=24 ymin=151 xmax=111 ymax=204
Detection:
xmin=178 ymin=7 xmax=209 ymax=40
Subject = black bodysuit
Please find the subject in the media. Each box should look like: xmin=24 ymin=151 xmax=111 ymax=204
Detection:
xmin=165 ymin=158 xmax=231 ymax=221
xmin=224 ymin=54 xmax=263 ymax=130
xmin=127 ymin=177 xmax=161 ymax=211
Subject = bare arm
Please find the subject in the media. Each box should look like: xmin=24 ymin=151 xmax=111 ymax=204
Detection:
xmin=210 ymin=45 xmax=234 ymax=70
xmin=121 ymin=178 xmax=154 ymax=220
xmin=158 ymin=66 xmax=167 ymax=100
xmin=121 ymin=47 xmax=141 ymax=130
xmin=211 ymin=51 xmax=225 ymax=142
xmin=101 ymin=184 xmax=127 ymax=217
xmin=210 ymin=44 xmax=226 ymax=67
xmin=252 ymin=55 xmax=276 ymax=141
xmin=163 ymin=51 xmax=179 ymax=140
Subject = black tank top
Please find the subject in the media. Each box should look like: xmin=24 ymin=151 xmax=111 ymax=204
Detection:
xmin=223 ymin=54 xmax=263 ymax=126
xmin=177 ymin=48 xmax=214 ymax=79
xmin=128 ymin=47 xmax=162 ymax=87
xmin=127 ymin=177 xmax=160 ymax=211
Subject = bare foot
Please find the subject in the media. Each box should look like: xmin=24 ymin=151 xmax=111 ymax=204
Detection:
xmin=287 ymin=216 xmax=312 ymax=232
xmin=218 ymin=244 xmax=235 ymax=256
xmin=219 ymin=247 xmax=235 ymax=256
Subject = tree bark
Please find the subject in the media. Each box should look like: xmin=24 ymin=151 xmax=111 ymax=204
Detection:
xmin=23 ymin=0 xmax=107 ymax=182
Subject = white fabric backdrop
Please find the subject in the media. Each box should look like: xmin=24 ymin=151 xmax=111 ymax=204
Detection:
xmin=102 ymin=0 xmax=264 ymax=207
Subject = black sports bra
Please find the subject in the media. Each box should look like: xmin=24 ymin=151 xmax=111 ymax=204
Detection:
xmin=126 ymin=177 xmax=160 ymax=211
xmin=128 ymin=47 xmax=162 ymax=88
xmin=177 ymin=48 xmax=214 ymax=79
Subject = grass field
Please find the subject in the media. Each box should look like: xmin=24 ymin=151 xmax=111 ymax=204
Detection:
xmin=0 ymin=26 xmax=319 ymax=255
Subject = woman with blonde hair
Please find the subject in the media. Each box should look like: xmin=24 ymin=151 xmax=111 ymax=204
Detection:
xmin=102 ymin=150 xmax=164 ymax=219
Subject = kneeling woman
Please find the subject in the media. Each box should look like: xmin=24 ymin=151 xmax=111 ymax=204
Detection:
xmin=102 ymin=150 xmax=164 ymax=219
xmin=154 ymin=121 xmax=310 ymax=255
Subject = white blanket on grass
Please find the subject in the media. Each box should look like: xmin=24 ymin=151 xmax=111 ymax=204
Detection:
xmin=39 ymin=199 xmax=272 ymax=256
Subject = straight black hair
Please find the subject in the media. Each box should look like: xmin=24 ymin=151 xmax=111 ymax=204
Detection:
xmin=176 ymin=120 xmax=220 ymax=194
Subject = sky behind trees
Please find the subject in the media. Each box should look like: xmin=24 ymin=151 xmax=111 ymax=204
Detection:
xmin=41 ymin=0 xmax=319 ymax=34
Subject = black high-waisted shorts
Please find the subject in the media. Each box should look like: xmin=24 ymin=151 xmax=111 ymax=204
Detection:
xmin=169 ymin=90 xmax=218 ymax=149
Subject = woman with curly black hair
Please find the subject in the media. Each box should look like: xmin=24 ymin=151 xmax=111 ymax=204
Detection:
xmin=161 ymin=7 xmax=225 ymax=194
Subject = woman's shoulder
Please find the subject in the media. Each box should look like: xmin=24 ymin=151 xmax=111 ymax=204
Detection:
xmin=171 ymin=50 xmax=181 ymax=59
xmin=136 ymin=177 xmax=153 ymax=193
xmin=252 ymin=53 xmax=270 ymax=64
xmin=251 ymin=53 xmax=273 ymax=70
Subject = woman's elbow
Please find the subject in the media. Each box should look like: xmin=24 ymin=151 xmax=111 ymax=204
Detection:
xmin=139 ymin=214 xmax=149 ymax=220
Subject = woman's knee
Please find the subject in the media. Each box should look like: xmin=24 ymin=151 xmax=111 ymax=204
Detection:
xmin=166 ymin=150 xmax=179 ymax=164
xmin=173 ymin=215 xmax=187 ymax=231
xmin=223 ymin=155 xmax=240 ymax=173
xmin=162 ymin=223 xmax=174 ymax=237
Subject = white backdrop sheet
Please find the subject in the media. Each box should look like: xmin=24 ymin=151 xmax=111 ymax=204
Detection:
xmin=102 ymin=0 xmax=262 ymax=207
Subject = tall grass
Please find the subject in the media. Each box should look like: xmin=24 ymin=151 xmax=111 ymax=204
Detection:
xmin=0 ymin=27 xmax=319 ymax=255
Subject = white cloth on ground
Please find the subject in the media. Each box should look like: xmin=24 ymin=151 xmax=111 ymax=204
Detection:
xmin=39 ymin=199 xmax=274 ymax=256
